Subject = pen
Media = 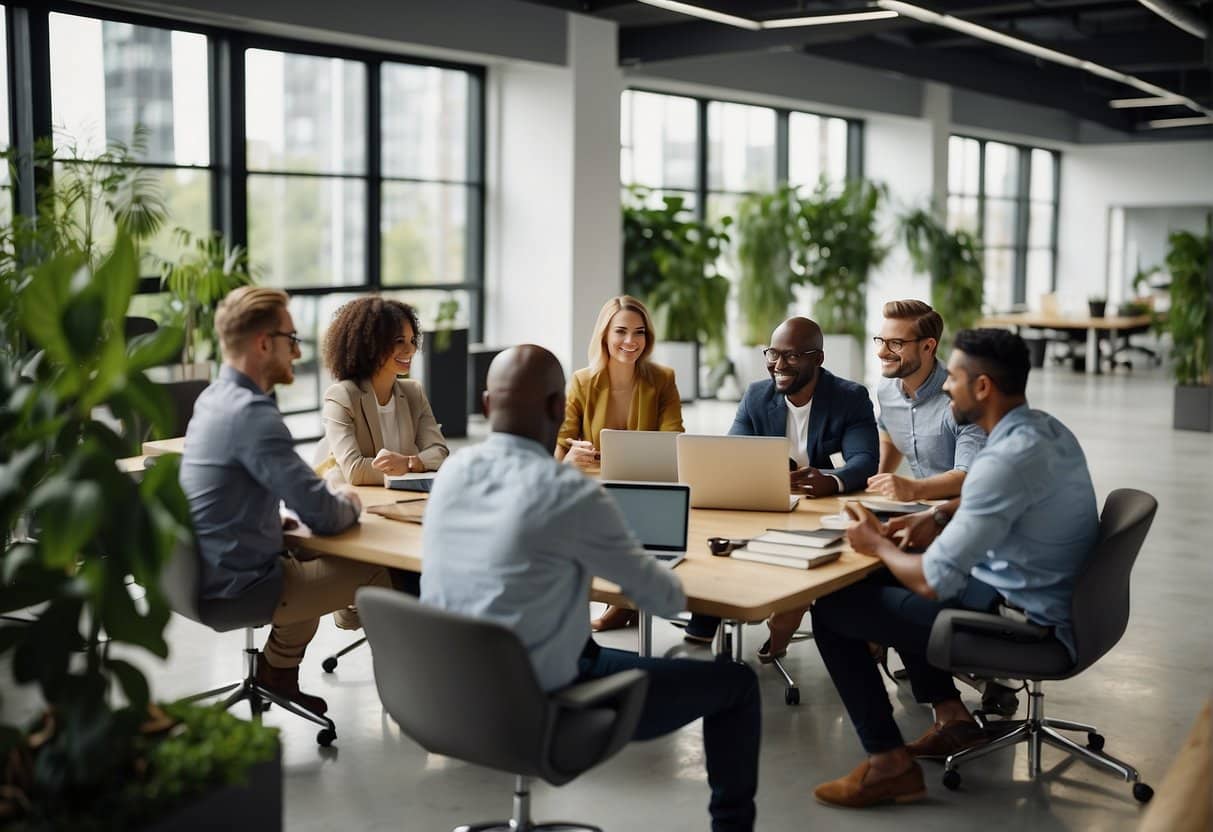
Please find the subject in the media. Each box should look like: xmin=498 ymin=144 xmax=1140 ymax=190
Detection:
xmin=394 ymin=497 xmax=427 ymax=504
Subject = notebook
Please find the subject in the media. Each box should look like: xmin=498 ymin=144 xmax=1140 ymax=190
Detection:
xmin=366 ymin=500 xmax=426 ymax=524
xmin=758 ymin=528 xmax=844 ymax=548
xmin=385 ymin=472 xmax=437 ymax=492
xmin=730 ymin=548 xmax=843 ymax=570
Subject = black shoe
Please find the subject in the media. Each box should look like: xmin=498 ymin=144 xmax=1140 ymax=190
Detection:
xmin=980 ymin=681 xmax=1020 ymax=718
xmin=254 ymin=652 xmax=329 ymax=715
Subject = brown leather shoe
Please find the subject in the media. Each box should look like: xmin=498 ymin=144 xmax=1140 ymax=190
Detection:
xmin=254 ymin=652 xmax=329 ymax=715
xmin=906 ymin=719 xmax=991 ymax=760
xmin=591 ymin=605 xmax=637 ymax=632
xmin=814 ymin=760 xmax=927 ymax=808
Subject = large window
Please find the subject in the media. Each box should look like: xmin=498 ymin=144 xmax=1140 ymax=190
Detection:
xmin=620 ymin=89 xmax=698 ymax=209
xmin=947 ymin=135 xmax=1059 ymax=311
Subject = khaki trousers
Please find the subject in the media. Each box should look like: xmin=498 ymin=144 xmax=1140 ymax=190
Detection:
xmin=266 ymin=555 xmax=390 ymax=668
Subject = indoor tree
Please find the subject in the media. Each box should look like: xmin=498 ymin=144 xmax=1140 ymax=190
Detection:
xmin=899 ymin=206 xmax=984 ymax=349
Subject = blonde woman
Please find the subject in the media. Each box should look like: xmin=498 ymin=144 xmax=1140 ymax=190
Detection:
xmin=558 ymin=295 xmax=684 ymax=631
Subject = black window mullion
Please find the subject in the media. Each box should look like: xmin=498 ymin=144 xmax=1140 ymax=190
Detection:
xmin=217 ymin=34 xmax=247 ymax=249
xmin=9 ymin=3 xmax=52 ymax=220
xmin=467 ymin=69 xmax=486 ymax=340
xmin=367 ymin=59 xmax=381 ymax=291
xmin=1013 ymin=147 xmax=1031 ymax=306
xmin=846 ymin=119 xmax=865 ymax=182
xmin=1051 ymin=151 xmax=1061 ymax=292
xmin=695 ymin=98 xmax=708 ymax=224
xmin=775 ymin=109 xmax=789 ymax=186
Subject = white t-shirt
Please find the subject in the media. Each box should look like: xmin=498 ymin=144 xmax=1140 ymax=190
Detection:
xmin=377 ymin=395 xmax=401 ymax=454
xmin=785 ymin=397 xmax=812 ymax=469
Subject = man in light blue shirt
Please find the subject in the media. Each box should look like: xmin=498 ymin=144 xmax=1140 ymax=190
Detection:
xmin=869 ymin=300 xmax=986 ymax=501
xmin=422 ymin=345 xmax=760 ymax=832
xmin=808 ymin=328 xmax=1099 ymax=809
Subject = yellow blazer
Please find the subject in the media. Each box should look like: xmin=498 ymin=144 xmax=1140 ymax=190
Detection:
xmin=558 ymin=363 xmax=684 ymax=451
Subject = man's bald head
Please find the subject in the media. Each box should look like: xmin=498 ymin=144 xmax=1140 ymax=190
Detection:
xmin=771 ymin=317 xmax=823 ymax=351
xmin=767 ymin=316 xmax=826 ymax=403
xmin=484 ymin=345 xmax=567 ymax=448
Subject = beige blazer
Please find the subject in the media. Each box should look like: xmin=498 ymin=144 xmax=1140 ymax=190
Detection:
xmin=319 ymin=378 xmax=449 ymax=485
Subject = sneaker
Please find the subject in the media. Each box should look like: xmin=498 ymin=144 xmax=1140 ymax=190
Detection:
xmin=814 ymin=760 xmax=927 ymax=808
xmin=905 ymin=719 xmax=991 ymax=760
xmin=254 ymin=652 xmax=329 ymax=716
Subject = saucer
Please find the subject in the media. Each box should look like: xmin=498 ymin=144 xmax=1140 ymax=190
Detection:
xmin=819 ymin=513 xmax=853 ymax=530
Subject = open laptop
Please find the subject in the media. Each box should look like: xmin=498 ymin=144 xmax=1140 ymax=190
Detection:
xmin=599 ymin=429 xmax=679 ymax=482
xmin=602 ymin=481 xmax=689 ymax=568
xmin=676 ymin=434 xmax=800 ymax=512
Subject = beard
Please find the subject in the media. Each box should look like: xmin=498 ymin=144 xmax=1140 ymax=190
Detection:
xmin=882 ymin=354 xmax=922 ymax=380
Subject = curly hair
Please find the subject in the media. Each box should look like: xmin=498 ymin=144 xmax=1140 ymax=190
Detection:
xmin=323 ymin=296 xmax=422 ymax=381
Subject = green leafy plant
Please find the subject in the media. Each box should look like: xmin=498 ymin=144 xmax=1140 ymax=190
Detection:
xmin=430 ymin=293 xmax=461 ymax=353
xmin=797 ymin=179 xmax=889 ymax=341
xmin=733 ymin=185 xmax=805 ymax=346
xmin=622 ymin=186 xmax=731 ymax=355
xmin=1165 ymin=217 xmax=1212 ymax=387
xmin=159 ymin=228 xmax=257 ymax=365
xmin=899 ymin=206 xmax=984 ymax=350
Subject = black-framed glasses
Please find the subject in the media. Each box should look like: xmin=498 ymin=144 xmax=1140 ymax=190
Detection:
xmin=761 ymin=348 xmax=822 ymax=367
xmin=872 ymin=336 xmax=923 ymax=353
xmin=269 ymin=331 xmax=302 ymax=349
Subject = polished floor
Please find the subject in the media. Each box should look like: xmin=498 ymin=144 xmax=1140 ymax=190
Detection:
xmin=146 ymin=361 xmax=1212 ymax=831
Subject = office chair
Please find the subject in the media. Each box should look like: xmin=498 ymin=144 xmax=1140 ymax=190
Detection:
xmin=926 ymin=488 xmax=1158 ymax=802
xmin=160 ymin=538 xmax=339 ymax=747
xmin=358 ymin=587 xmax=649 ymax=832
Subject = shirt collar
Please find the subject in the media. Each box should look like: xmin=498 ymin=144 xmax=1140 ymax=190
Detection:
xmin=988 ymin=403 xmax=1032 ymax=445
xmin=219 ymin=364 xmax=266 ymax=396
xmin=487 ymin=431 xmax=553 ymax=457
xmin=898 ymin=359 xmax=947 ymax=402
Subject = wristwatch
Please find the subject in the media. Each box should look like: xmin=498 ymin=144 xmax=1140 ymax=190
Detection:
xmin=931 ymin=507 xmax=951 ymax=527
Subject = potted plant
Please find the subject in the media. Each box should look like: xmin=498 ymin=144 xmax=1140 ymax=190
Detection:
xmin=1166 ymin=217 xmax=1212 ymax=432
xmin=159 ymin=228 xmax=257 ymax=380
xmin=798 ymin=178 xmax=889 ymax=381
xmin=1088 ymin=295 xmax=1108 ymax=318
xmin=419 ymin=292 xmax=468 ymax=439
xmin=899 ymin=206 xmax=984 ymax=354
xmin=0 ymin=232 xmax=282 ymax=828
xmin=623 ymin=187 xmax=731 ymax=400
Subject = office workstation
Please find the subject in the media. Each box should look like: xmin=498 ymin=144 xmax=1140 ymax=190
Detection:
xmin=1 ymin=0 xmax=1211 ymax=830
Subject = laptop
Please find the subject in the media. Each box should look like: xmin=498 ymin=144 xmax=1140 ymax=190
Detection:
xmin=602 ymin=481 xmax=689 ymax=568
xmin=676 ymin=434 xmax=800 ymax=512
xmin=599 ymin=429 xmax=679 ymax=482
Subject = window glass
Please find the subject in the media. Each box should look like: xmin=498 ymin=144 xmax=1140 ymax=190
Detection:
xmin=382 ymin=63 xmax=470 ymax=181
xmin=1029 ymin=148 xmax=1055 ymax=202
xmin=248 ymin=175 xmax=366 ymax=288
xmin=707 ymin=101 xmax=776 ymax=193
xmin=948 ymin=136 xmax=980 ymax=195
xmin=788 ymin=112 xmax=848 ymax=189
xmin=983 ymin=141 xmax=1019 ymax=198
xmin=621 ymin=90 xmax=698 ymax=191
xmin=381 ymin=182 xmax=467 ymax=286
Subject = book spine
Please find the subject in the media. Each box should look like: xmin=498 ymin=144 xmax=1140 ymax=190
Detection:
xmin=730 ymin=549 xmax=811 ymax=569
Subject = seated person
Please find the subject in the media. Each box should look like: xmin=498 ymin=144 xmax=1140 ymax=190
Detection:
xmin=317 ymin=296 xmax=448 ymax=485
xmin=180 ymin=287 xmax=391 ymax=715
xmin=422 ymin=345 xmax=760 ymax=832
xmin=683 ymin=316 xmax=878 ymax=646
xmin=556 ymin=295 xmax=684 ymax=632
xmin=810 ymin=329 xmax=1099 ymax=808
xmin=868 ymin=300 xmax=985 ymax=501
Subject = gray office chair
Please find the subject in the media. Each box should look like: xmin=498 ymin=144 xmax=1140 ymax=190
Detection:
xmin=926 ymin=488 xmax=1158 ymax=802
xmin=357 ymin=587 xmax=649 ymax=832
xmin=160 ymin=537 xmax=338 ymax=747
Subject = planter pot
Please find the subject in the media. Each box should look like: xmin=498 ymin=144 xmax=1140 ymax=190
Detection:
xmin=415 ymin=328 xmax=469 ymax=439
xmin=468 ymin=344 xmax=505 ymax=416
xmin=1173 ymin=384 xmax=1213 ymax=432
xmin=651 ymin=341 xmax=699 ymax=401
xmin=144 ymin=746 xmax=282 ymax=831
xmin=1088 ymin=300 xmax=1107 ymax=318
xmin=732 ymin=346 xmax=770 ymax=391
xmin=822 ymin=334 xmax=865 ymax=384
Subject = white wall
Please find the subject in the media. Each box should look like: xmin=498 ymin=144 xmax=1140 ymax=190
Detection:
xmin=1058 ymin=141 xmax=1213 ymax=314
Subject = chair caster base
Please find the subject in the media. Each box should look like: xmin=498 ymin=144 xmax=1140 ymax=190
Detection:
xmin=942 ymin=769 xmax=961 ymax=791
xmin=1133 ymin=782 xmax=1153 ymax=803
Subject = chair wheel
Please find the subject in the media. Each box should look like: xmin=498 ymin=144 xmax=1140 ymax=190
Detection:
xmin=785 ymin=687 xmax=800 ymax=706
xmin=1132 ymin=782 xmax=1153 ymax=803
xmin=322 ymin=656 xmax=338 ymax=673
xmin=942 ymin=769 xmax=961 ymax=791
xmin=317 ymin=728 xmax=336 ymax=747
xmin=1087 ymin=732 xmax=1105 ymax=751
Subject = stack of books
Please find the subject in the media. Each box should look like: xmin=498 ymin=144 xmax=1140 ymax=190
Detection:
xmin=731 ymin=528 xmax=846 ymax=570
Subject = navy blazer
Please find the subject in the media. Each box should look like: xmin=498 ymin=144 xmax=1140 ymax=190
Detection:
xmin=729 ymin=369 xmax=879 ymax=493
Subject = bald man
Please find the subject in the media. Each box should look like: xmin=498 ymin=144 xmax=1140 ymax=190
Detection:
xmin=684 ymin=317 xmax=879 ymax=648
xmin=421 ymin=345 xmax=761 ymax=832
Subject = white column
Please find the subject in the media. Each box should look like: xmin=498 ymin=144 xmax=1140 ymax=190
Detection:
xmin=922 ymin=82 xmax=952 ymax=221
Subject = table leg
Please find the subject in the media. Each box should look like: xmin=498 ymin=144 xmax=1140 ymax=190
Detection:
xmin=638 ymin=611 xmax=652 ymax=658
xmin=1086 ymin=327 xmax=1098 ymax=375
xmin=732 ymin=620 xmax=744 ymax=663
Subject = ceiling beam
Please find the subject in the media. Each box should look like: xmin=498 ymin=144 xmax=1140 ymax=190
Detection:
xmin=619 ymin=16 xmax=906 ymax=63
xmin=916 ymin=27 xmax=1204 ymax=71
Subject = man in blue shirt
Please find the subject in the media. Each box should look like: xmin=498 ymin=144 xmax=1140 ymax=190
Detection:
xmin=684 ymin=316 xmax=878 ymax=645
xmin=422 ymin=345 xmax=761 ymax=832
xmin=809 ymin=328 xmax=1099 ymax=808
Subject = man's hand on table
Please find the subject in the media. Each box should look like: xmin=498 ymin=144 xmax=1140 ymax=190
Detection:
xmin=790 ymin=466 xmax=839 ymax=497
xmin=866 ymin=472 xmax=920 ymax=502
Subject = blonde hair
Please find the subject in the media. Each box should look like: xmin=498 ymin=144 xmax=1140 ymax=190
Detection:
xmin=588 ymin=295 xmax=656 ymax=377
xmin=215 ymin=286 xmax=290 ymax=357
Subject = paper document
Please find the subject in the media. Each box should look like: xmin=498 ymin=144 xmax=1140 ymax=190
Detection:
xmin=385 ymin=472 xmax=437 ymax=492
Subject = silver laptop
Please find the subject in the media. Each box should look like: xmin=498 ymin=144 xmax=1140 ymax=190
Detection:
xmin=599 ymin=429 xmax=679 ymax=482
xmin=676 ymin=434 xmax=800 ymax=512
xmin=602 ymin=481 xmax=689 ymax=568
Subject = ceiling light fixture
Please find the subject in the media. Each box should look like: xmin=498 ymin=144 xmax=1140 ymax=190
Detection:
xmin=761 ymin=10 xmax=899 ymax=29
xmin=634 ymin=0 xmax=761 ymax=30
xmin=1143 ymin=116 xmax=1213 ymax=129
xmin=1109 ymin=95 xmax=1187 ymax=109
xmin=635 ymin=1 xmax=898 ymax=31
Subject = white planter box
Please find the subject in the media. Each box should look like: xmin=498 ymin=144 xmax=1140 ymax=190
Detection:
xmin=651 ymin=342 xmax=699 ymax=401
xmin=822 ymin=334 xmax=865 ymax=383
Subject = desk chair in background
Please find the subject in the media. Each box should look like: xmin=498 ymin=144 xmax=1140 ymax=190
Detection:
xmin=926 ymin=488 xmax=1158 ymax=802
xmin=359 ymin=587 xmax=649 ymax=832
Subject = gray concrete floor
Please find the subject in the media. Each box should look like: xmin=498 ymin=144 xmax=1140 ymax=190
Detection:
xmin=146 ymin=361 xmax=1213 ymax=831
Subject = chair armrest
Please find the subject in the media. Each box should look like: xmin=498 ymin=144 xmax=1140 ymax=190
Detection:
xmin=552 ymin=669 xmax=647 ymax=711
xmin=928 ymin=609 xmax=1052 ymax=670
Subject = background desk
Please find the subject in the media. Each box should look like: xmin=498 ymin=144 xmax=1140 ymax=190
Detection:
xmin=979 ymin=312 xmax=1153 ymax=375
xmin=285 ymin=485 xmax=882 ymax=658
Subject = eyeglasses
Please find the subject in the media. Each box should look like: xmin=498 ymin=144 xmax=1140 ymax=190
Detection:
xmin=707 ymin=537 xmax=749 ymax=556
xmin=872 ymin=336 xmax=923 ymax=353
xmin=269 ymin=331 xmax=302 ymax=349
xmin=761 ymin=348 xmax=822 ymax=367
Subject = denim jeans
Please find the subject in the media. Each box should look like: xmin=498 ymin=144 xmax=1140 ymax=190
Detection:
xmin=810 ymin=570 xmax=1003 ymax=753
xmin=577 ymin=646 xmax=760 ymax=832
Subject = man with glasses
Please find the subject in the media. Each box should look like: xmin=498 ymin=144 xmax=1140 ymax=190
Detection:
xmin=180 ymin=287 xmax=391 ymax=717
xmin=683 ymin=316 xmax=878 ymax=646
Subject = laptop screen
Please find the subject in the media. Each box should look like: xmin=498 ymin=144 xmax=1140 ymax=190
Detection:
xmin=603 ymin=482 xmax=689 ymax=552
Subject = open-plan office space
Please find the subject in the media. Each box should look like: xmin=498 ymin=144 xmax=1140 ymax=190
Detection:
xmin=0 ymin=0 xmax=1211 ymax=830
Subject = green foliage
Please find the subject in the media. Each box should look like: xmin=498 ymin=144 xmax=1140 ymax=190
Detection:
xmin=734 ymin=185 xmax=804 ymax=346
xmin=431 ymin=294 xmax=461 ymax=353
xmin=622 ymin=187 xmax=731 ymax=354
xmin=797 ymin=179 xmax=889 ymax=341
xmin=899 ymin=206 xmax=984 ymax=350
xmin=1166 ymin=217 xmax=1212 ymax=387
xmin=159 ymin=228 xmax=257 ymax=365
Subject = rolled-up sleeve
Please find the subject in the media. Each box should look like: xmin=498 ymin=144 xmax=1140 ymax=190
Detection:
xmin=951 ymin=417 xmax=987 ymax=473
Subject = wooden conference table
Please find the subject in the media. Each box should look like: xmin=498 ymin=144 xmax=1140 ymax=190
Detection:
xmin=978 ymin=312 xmax=1153 ymax=376
xmin=285 ymin=484 xmax=884 ymax=660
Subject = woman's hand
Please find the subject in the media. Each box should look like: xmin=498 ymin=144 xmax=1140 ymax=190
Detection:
xmin=563 ymin=439 xmax=599 ymax=468
xmin=371 ymin=448 xmax=423 ymax=476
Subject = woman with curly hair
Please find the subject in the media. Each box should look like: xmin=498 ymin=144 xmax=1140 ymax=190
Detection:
xmin=318 ymin=297 xmax=448 ymax=485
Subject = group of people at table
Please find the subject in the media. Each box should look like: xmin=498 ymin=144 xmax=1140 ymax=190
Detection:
xmin=180 ymin=287 xmax=1099 ymax=830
